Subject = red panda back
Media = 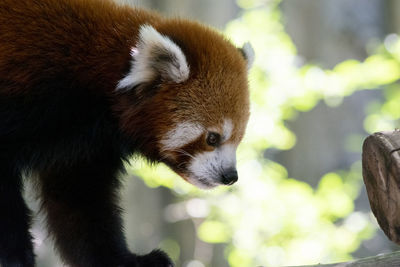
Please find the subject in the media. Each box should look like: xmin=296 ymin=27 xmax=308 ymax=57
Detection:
xmin=0 ymin=0 xmax=161 ymax=94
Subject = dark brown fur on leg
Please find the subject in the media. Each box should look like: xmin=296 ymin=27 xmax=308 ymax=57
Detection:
xmin=39 ymin=158 xmax=130 ymax=267
xmin=38 ymin=157 xmax=173 ymax=267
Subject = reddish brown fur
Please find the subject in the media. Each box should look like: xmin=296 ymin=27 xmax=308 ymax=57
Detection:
xmin=116 ymin=20 xmax=250 ymax=154
xmin=156 ymin=19 xmax=250 ymax=143
xmin=0 ymin=0 xmax=249 ymax=147
xmin=0 ymin=0 xmax=250 ymax=265
xmin=0 ymin=0 xmax=155 ymax=94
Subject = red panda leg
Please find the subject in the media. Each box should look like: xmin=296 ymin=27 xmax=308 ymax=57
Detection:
xmin=0 ymin=165 xmax=35 ymax=267
xmin=39 ymin=159 xmax=130 ymax=267
xmin=38 ymin=159 xmax=173 ymax=267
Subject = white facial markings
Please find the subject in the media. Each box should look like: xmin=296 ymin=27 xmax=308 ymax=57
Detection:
xmin=242 ymin=42 xmax=255 ymax=70
xmin=222 ymin=119 xmax=233 ymax=142
xmin=208 ymin=118 xmax=233 ymax=142
xmin=220 ymin=143 xmax=237 ymax=169
xmin=116 ymin=25 xmax=190 ymax=91
xmin=160 ymin=118 xmax=237 ymax=189
xmin=187 ymin=144 xmax=237 ymax=189
xmin=160 ymin=122 xmax=204 ymax=151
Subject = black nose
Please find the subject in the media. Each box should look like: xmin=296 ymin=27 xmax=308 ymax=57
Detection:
xmin=221 ymin=169 xmax=238 ymax=185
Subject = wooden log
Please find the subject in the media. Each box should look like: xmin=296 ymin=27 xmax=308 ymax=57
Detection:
xmin=283 ymin=132 xmax=400 ymax=267
xmin=362 ymin=129 xmax=400 ymax=244
xmin=288 ymin=250 xmax=400 ymax=267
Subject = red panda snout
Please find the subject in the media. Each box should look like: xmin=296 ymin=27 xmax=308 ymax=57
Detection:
xmin=158 ymin=119 xmax=240 ymax=189
xmin=186 ymin=143 xmax=238 ymax=189
xmin=221 ymin=168 xmax=239 ymax=185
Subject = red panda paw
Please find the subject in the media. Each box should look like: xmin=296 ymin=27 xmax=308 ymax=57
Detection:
xmin=122 ymin=250 xmax=174 ymax=267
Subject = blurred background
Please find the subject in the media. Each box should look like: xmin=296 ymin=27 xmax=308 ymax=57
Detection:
xmin=30 ymin=0 xmax=400 ymax=266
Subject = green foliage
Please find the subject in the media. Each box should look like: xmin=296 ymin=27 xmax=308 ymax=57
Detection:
xmin=198 ymin=221 xmax=231 ymax=243
xmin=130 ymin=0 xmax=400 ymax=266
xmin=159 ymin=239 xmax=181 ymax=263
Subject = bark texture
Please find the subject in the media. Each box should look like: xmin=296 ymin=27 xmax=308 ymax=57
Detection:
xmin=362 ymin=129 xmax=400 ymax=244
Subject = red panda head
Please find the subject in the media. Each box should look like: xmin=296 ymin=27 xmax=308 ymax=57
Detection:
xmin=116 ymin=21 xmax=254 ymax=189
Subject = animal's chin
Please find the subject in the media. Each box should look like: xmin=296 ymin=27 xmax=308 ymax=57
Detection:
xmin=165 ymin=163 xmax=221 ymax=189
xmin=178 ymin=172 xmax=221 ymax=189
xmin=191 ymin=179 xmax=220 ymax=190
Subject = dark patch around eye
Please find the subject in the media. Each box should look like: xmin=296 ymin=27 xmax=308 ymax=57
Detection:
xmin=166 ymin=135 xmax=205 ymax=172
xmin=206 ymin=132 xmax=221 ymax=147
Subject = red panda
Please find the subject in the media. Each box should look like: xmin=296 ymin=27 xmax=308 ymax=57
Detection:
xmin=0 ymin=0 xmax=254 ymax=266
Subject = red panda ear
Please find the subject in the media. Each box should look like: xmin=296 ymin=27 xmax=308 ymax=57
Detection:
xmin=239 ymin=42 xmax=255 ymax=70
xmin=117 ymin=25 xmax=190 ymax=91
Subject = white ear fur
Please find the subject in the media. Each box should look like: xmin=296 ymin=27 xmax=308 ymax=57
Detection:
xmin=241 ymin=42 xmax=255 ymax=70
xmin=117 ymin=25 xmax=190 ymax=90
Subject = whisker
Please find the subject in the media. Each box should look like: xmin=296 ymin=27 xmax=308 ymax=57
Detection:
xmin=174 ymin=148 xmax=196 ymax=160
xmin=158 ymin=148 xmax=196 ymax=169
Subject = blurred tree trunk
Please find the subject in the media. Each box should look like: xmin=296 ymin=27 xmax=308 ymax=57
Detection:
xmin=386 ymin=0 xmax=400 ymax=34
xmin=132 ymin=0 xmax=239 ymax=29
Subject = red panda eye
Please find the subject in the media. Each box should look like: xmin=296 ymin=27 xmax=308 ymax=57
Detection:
xmin=206 ymin=132 xmax=221 ymax=147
